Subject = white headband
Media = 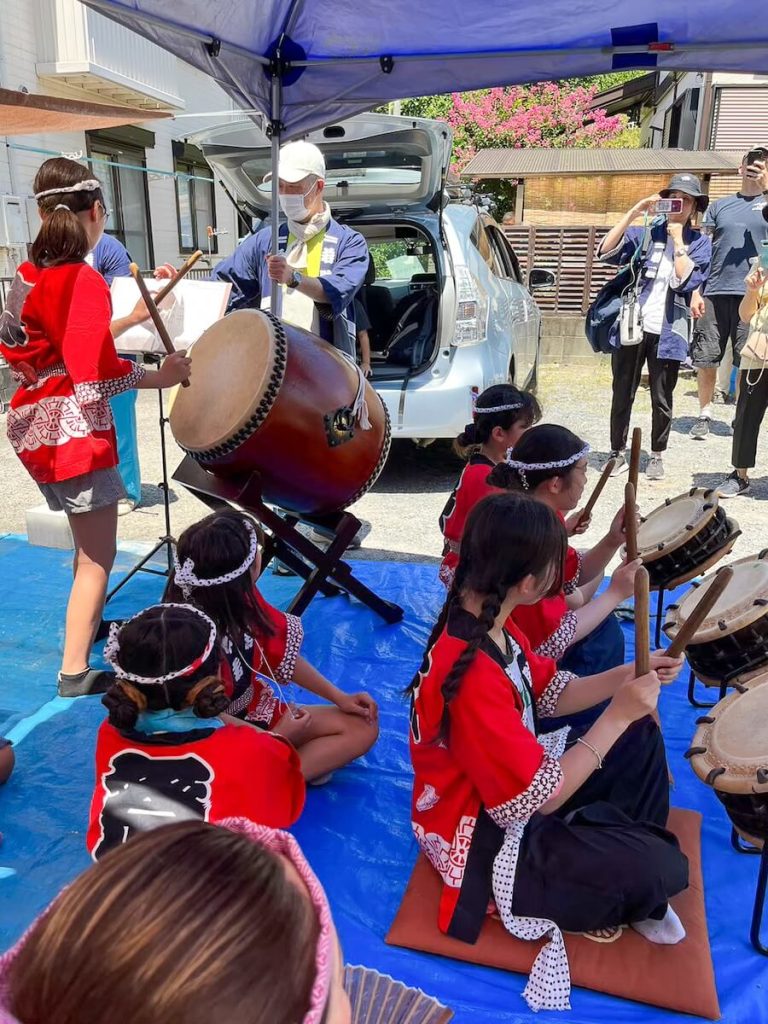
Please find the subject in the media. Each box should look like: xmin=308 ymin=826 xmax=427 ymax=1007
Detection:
xmin=35 ymin=179 xmax=100 ymax=199
xmin=104 ymin=603 xmax=218 ymax=686
xmin=475 ymin=402 xmax=525 ymax=415
xmin=506 ymin=443 xmax=591 ymax=491
xmin=174 ymin=519 xmax=260 ymax=600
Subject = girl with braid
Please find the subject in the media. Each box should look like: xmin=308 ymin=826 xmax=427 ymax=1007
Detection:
xmin=87 ymin=604 xmax=305 ymax=859
xmin=409 ymin=493 xmax=688 ymax=1013
xmin=164 ymin=510 xmax=378 ymax=784
xmin=439 ymin=384 xmax=543 ymax=587
xmin=488 ymin=424 xmax=638 ymax=678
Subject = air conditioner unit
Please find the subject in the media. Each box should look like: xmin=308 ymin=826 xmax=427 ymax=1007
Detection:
xmin=0 ymin=195 xmax=31 ymax=246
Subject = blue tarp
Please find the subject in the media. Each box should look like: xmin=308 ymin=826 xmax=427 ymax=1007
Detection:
xmin=79 ymin=0 xmax=768 ymax=138
xmin=1 ymin=536 xmax=767 ymax=1022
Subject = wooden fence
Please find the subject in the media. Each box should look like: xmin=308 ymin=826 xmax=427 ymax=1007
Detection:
xmin=503 ymin=225 xmax=615 ymax=316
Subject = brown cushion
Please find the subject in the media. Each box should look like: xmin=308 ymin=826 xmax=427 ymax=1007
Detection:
xmin=386 ymin=808 xmax=720 ymax=1020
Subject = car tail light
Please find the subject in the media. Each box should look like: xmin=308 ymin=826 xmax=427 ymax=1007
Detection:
xmin=452 ymin=266 xmax=489 ymax=347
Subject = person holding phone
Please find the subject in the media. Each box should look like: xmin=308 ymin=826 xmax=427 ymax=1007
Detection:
xmin=715 ymin=247 xmax=768 ymax=497
xmin=598 ymin=174 xmax=711 ymax=480
xmin=689 ymin=147 xmax=768 ymax=438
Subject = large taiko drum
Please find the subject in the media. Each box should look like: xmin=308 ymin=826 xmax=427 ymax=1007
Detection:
xmin=170 ymin=310 xmax=391 ymax=516
xmin=631 ymin=488 xmax=740 ymax=589
xmin=687 ymin=676 xmax=768 ymax=849
xmin=663 ymin=552 xmax=768 ymax=685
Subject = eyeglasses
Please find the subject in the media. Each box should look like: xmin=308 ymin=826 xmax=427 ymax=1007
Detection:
xmin=98 ymin=201 xmax=111 ymax=223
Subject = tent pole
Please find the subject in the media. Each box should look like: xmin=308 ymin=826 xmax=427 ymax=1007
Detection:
xmin=269 ymin=73 xmax=283 ymax=313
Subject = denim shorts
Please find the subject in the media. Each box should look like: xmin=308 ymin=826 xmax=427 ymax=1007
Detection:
xmin=38 ymin=466 xmax=126 ymax=515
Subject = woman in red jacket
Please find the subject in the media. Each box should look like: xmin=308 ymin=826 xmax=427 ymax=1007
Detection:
xmin=0 ymin=158 xmax=190 ymax=697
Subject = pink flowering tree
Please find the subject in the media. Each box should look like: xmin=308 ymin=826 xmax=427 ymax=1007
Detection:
xmin=395 ymin=80 xmax=636 ymax=215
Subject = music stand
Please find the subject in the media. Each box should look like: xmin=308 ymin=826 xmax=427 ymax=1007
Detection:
xmin=172 ymin=455 xmax=404 ymax=624
xmin=103 ymin=354 xmax=175 ymax=609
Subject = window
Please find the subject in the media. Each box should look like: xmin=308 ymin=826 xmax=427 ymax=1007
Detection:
xmin=87 ymin=129 xmax=154 ymax=269
xmin=663 ymin=89 xmax=701 ymax=149
xmin=485 ymin=225 xmax=523 ymax=283
xmin=174 ymin=145 xmax=217 ymax=254
xmin=369 ymin=239 xmax=434 ymax=281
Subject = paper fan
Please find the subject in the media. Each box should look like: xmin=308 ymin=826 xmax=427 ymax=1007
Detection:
xmin=344 ymin=965 xmax=454 ymax=1024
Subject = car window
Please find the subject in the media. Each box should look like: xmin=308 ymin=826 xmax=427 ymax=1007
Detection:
xmin=486 ymin=225 xmax=521 ymax=282
xmin=469 ymin=218 xmax=494 ymax=269
xmin=369 ymin=240 xmax=436 ymax=281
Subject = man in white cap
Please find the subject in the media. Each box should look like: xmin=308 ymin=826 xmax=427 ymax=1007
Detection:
xmin=211 ymin=140 xmax=370 ymax=357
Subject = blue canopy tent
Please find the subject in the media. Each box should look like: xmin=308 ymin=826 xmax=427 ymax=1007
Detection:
xmin=78 ymin=0 xmax=768 ymax=304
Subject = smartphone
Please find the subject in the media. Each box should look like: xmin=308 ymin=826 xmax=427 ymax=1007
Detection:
xmin=746 ymin=147 xmax=768 ymax=177
xmin=760 ymin=241 xmax=768 ymax=272
xmin=654 ymin=198 xmax=684 ymax=215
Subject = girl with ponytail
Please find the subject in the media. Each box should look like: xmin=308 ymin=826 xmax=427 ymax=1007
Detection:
xmin=0 ymin=158 xmax=191 ymax=699
xmin=87 ymin=604 xmax=305 ymax=859
xmin=488 ymin=423 xmax=638 ymax=678
xmin=439 ymin=384 xmax=541 ymax=586
xmin=409 ymin=492 xmax=688 ymax=1013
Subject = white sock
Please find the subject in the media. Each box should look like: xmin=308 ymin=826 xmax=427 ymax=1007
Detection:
xmin=700 ymin=404 xmax=714 ymax=420
xmin=631 ymin=906 xmax=686 ymax=945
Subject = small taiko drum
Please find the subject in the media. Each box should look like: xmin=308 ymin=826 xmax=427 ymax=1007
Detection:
xmin=687 ymin=676 xmax=768 ymax=849
xmin=664 ymin=551 xmax=768 ymax=685
xmin=632 ymin=488 xmax=739 ymax=589
xmin=170 ymin=310 xmax=391 ymax=516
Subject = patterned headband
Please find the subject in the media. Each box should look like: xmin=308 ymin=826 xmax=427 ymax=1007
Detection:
xmin=34 ymin=179 xmax=100 ymax=199
xmin=104 ymin=603 xmax=217 ymax=686
xmin=0 ymin=818 xmax=333 ymax=1024
xmin=474 ymin=402 xmax=525 ymax=416
xmin=506 ymin=443 xmax=591 ymax=491
xmin=174 ymin=519 xmax=260 ymax=600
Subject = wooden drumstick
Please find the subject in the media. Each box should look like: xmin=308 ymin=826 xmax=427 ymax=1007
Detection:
xmin=624 ymin=481 xmax=639 ymax=562
xmin=628 ymin=427 xmax=642 ymax=493
xmin=129 ymin=263 xmax=190 ymax=388
xmin=665 ymin=566 xmax=734 ymax=660
xmin=634 ymin=566 xmax=651 ymax=677
xmin=153 ymin=249 xmax=203 ymax=305
xmin=577 ymin=458 xmax=615 ymax=527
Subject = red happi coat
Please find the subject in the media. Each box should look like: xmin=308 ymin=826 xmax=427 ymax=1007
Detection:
xmin=218 ymin=587 xmax=304 ymax=728
xmin=509 ymin=537 xmax=583 ymax=660
xmin=0 ymin=261 xmax=143 ymax=484
xmin=438 ymin=453 xmax=500 ymax=586
xmin=87 ymin=720 xmax=305 ymax=860
xmin=409 ymin=606 xmax=574 ymax=941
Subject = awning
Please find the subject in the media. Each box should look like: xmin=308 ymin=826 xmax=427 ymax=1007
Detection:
xmin=0 ymin=87 xmax=170 ymax=136
xmin=461 ymin=148 xmax=745 ymax=179
xmin=79 ymin=0 xmax=768 ymax=139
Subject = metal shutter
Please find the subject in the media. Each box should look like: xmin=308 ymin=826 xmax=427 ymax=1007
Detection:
xmin=710 ymin=87 xmax=768 ymax=150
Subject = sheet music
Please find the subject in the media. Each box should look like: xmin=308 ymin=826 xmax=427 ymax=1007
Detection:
xmin=111 ymin=277 xmax=232 ymax=355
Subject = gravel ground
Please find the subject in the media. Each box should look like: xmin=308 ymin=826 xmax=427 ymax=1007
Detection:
xmin=0 ymin=360 xmax=764 ymax=570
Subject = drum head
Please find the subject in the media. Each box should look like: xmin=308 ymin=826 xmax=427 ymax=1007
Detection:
xmin=665 ymin=552 xmax=768 ymax=643
xmin=170 ymin=310 xmax=283 ymax=453
xmin=635 ymin=489 xmax=718 ymax=563
xmin=688 ymin=679 xmax=768 ymax=794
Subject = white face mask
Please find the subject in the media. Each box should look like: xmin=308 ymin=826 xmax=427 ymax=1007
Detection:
xmin=279 ymin=184 xmax=314 ymax=221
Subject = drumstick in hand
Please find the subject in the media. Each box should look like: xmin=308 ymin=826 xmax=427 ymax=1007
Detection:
xmin=634 ymin=567 xmax=651 ymax=677
xmin=665 ymin=566 xmax=734 ymax=661
xmin=154 ymin=249 xmax=203 ymax=304
xmin=577 ymin=459 xmax=615 ymax=528
xmin=129 ymin=264 xmax=190 ymax=388
xmin=624 ymin=482 xmax=639 ymax=562
xmin=629 ymin=427 xmax=642 ymax=493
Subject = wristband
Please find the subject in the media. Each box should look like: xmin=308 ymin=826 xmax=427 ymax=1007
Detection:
xmin=576 ymin=737 xmax=604 ymax=770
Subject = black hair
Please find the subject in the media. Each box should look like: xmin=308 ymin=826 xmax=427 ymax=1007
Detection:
xmin=30 ymin=157 xmax=105 ymax=269
xmin=163 ymin=510 xmax=274 ymax=643
xmin=408 ymin=493 xmax=566 ymax=737
xmin=454 ymin=384 xmax=542 ymax=459
xmin=102 ymin=604 xmax=229 ymax=732
xmin=488 ymin=423 xmax=586 ymax=494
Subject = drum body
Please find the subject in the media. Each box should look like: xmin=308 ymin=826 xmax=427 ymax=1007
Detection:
xmin=664 ymin=552 xmax=768 ymax=684
xmin=170 ymin=310 xmax=390 ymax=516
xmin=633 ymin=488 xmax=739 ymax=589
xmin=688 ymin=677 xmax=768 ymax=847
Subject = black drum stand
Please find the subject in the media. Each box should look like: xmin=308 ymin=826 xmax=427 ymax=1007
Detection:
xmin=172 ymin=455 xmax=403 ymax=624
xmin=730 ymin=828 xmax=768 ymax=955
